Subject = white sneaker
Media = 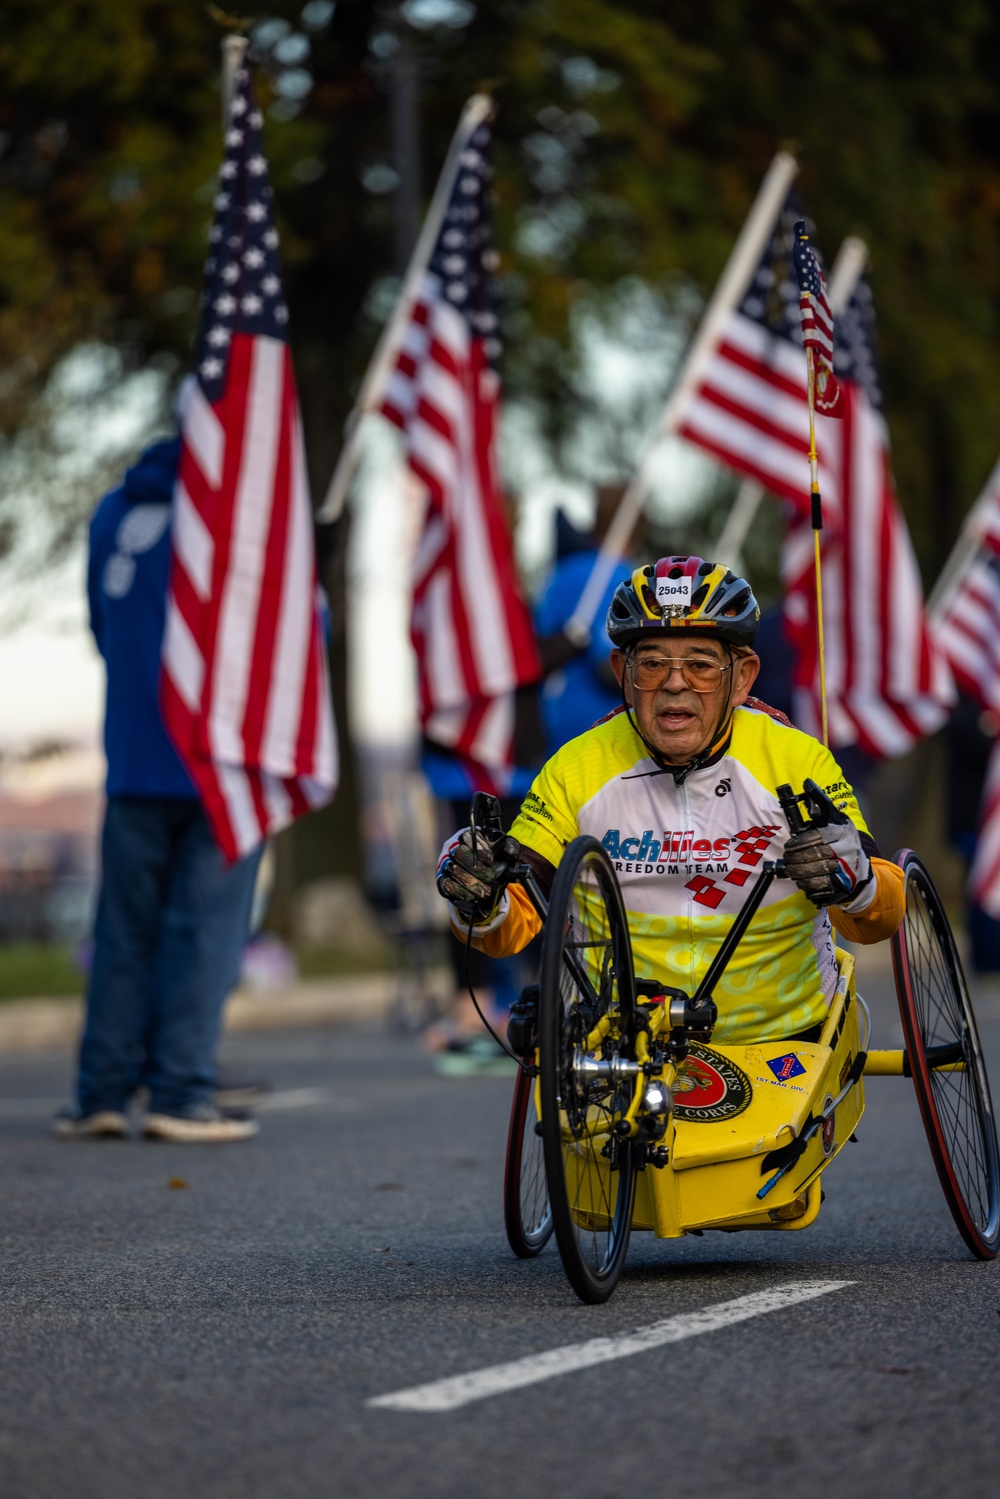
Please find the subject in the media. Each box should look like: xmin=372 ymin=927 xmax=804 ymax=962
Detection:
xmin=143 ymin=1105 xmax=259 ymax=1143
xmin=53 ymin=1108 xmax=129 ymax=1140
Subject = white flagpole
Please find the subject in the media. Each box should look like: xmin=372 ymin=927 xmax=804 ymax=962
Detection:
xmin=714 ymin=480 xmax=765 ymax=571
xmin=827 ymin=235 xmax=868 ymax=314
xmin=563 ymin=151 xmax=799 ymax=646
xmin=316 ymin=92 xmax=494 ymax=524
xmin=221 ymin=33 xmax=248 ymax=126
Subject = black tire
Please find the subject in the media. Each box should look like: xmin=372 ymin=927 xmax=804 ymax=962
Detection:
xmin=890 ymin=849 xmax=1000 ymax=1259
xmin=539 ymin=836 xmax=638 ymax=1303
xmin=503 ymin=1066 xmax=553 ymax=1258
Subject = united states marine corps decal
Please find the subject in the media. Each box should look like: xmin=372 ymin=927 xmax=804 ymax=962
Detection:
xmin=672 ymin=1043 xmax=752 ymax=1122
xmin=821 ymin=1094 xmax=836 ymax=1154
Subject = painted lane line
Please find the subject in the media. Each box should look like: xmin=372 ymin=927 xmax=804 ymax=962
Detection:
xmin=368 ymin=1279 xmax=855 ymax=1413
xmin=254 ymin=1087 xmax=334 ymax=1112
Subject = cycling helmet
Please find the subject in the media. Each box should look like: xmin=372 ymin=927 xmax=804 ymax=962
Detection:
xmin=607 ymin=556 xmax=759 ymax=650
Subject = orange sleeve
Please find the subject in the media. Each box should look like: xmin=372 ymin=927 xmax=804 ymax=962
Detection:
xmin=449 ymin=882 xmax=543 ymax=958
xmin=830 ymin=858 xmax=904 ymax=945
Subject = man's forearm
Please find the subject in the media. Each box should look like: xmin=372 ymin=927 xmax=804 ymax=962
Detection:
xmin=449 ymin=880 xmax=544 ymax=957
xmin=830 ymin=858 xmax=905 ymax=945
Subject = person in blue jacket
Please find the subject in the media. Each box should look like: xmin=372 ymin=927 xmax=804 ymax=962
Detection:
xmin=534 ymin=504 xmax=633 ymax=755
xmin=55 ymin=437 xmax=263 ymax=1142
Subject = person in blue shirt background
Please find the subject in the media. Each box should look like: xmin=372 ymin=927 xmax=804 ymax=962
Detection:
xmin=534 ymin=498 xmax=633 ymax=756
xmin=55 ymin=436 xmax=263 ymax=1143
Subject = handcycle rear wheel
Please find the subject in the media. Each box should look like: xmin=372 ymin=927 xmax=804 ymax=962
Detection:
xmin=503 ymin=1064 xmax=553 ymax=1257
xmin=891 ymin=849 xmax=1000 ymax=1259
xmin=539 ymin=836 xmax=638 ymax=1303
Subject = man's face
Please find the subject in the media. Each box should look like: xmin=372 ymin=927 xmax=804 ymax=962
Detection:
xmin=611 ymin=636 xmax=759 ymax=763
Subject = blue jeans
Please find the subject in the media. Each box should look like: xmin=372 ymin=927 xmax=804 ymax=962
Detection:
xmin=77 ymin=797 xmax=263 ymax=1116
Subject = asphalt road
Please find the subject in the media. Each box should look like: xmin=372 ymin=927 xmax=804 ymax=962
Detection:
xmin=1 ymin=964 xmax=998 ymax=1499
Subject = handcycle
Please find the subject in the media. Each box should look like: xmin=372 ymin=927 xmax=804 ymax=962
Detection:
xmin=486 ymin=787 xmax=1000 ymax=1304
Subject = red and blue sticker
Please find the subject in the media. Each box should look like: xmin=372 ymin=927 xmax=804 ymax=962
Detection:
xmin=766 ymin=1052 xmax=806 ymax=1082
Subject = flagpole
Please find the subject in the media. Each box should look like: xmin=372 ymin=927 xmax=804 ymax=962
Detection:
xmin=827 ymin=236 xmax=868 ymax=315
xmin=804 ymin=343 xmax=829 ymax=746
xmin=714 ymin=480 xmax=765 ymax=571
xmin=563 ymin=151 xmax=799 ymax=646
xmin=316 ymin=92 xmax=494 ymax=524
xmin=815 ymin=236 xmax=869 ymax=748
xmin=795 ymin=227 xmax=869 ymax=751
xmin=221 ymin=33 xmax=248 ymax=124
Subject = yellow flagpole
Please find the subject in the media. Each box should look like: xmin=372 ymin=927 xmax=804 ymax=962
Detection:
xmin=805 ymin=343 xmax=829 ymax=747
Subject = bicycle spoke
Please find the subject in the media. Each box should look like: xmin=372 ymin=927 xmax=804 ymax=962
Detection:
xmin=540 ymin=837 xmax=637 ymax=1300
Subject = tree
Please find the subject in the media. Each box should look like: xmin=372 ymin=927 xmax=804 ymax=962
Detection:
xmin=2 ymin=0 xmax=999 ymax=567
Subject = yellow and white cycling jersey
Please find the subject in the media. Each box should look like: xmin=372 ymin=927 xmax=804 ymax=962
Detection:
xmin=461 ymin=703 xmax=903 ymax=1044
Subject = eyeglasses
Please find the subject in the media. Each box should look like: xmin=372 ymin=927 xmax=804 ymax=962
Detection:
xmin=627 ymin=653 xmax=734 ymax=693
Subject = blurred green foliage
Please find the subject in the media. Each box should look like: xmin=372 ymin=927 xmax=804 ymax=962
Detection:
xmin=0 ymin=943 xmax=83 ymax=1000
xmin=294 ymin=942 xmax=398 ymax=977
xmin=1 ymin=0 xmax=999 ymax=574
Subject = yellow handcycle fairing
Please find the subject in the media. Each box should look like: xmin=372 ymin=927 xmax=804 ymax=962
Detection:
xmin=558 ymin=950 xmax=863 ymax=1239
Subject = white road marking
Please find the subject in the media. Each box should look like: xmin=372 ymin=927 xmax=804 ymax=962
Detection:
xmin=0 ymin=1088 xmax=355 ymax=1120
xmin=368 ymin=1279 xmax=855 ymax=1413
xmin=254 ymin=1087 xmax=343 ymax=1112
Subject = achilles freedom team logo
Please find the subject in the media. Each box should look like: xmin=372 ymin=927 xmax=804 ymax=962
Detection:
xmin=672 ymin=1043 xmax=752 ymax=1122
xmin=601 ymin=828 xmax=731 ymax=874
xmin=601 ymin=824 xmax=783 ymax=909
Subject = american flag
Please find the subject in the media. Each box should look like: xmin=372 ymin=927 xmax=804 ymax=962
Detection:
xmin=677 ymin=193 xmax=953 ymax=758
xmin=935 ymin=468 xmax=1000 ymax=708
xmin=380 ymin=113 xmax=540 ymax=786
xmin=970 ymin=744 xmax=1000 ymax=920
xmin=784 ymin=271 xmax=954 ymax=752
xmin=160 ymin=63 xmax=336 ymax=860
xmin=677 ymin=195 xmax=818 ymax=507
xmin=792 ymin=218 xmax=843 ymax=417
xmin=936 ymin=478 xmax=1000 ymax=915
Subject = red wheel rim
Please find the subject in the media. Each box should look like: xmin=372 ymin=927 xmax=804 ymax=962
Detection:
xmin=891 ymin=849 xmax=1000 ymax=1259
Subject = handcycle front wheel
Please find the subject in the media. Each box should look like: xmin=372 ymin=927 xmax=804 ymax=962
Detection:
xmin=891 ymin=849 xmax=1000 ymax=1259
xmin=539 ymin=836 xmax=638 ymax=1304
xmin=503 ymin=1064 xmax=553 ymax=1258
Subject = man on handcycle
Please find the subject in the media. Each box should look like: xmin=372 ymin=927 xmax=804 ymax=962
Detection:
xmin=437 ymin=556 xmax=905 ymax=1045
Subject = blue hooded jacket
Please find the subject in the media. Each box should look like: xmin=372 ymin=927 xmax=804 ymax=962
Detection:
xmin=534 ymin=545 xmax=632 ymax=755
xmin=88 ymin=437 xmax=197 ymax=798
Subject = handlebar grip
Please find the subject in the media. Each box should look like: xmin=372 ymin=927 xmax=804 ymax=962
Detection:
xmin=801 ymin=777 xmax=850 ymax=827
xmin=777 ymin=779 xmax=850 ymax=833
xmin=776 ymin=782 xmax=806 ymax=834
xmin=470 ymin=791 xmax=505 ymax=848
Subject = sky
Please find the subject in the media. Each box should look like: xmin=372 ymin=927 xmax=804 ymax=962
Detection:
xmin=0 ymin=553 xmax=104 ymax=752
xmin=0 ymin=348 xmax=172 ymax=762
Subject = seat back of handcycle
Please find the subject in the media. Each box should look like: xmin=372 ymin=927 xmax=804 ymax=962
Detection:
xmin=566 ymin=950 xmax=864 ymax=1238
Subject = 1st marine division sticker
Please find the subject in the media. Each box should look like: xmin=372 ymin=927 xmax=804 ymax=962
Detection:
xmin=672 ymin=1042 xmax=752 ymax=1122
